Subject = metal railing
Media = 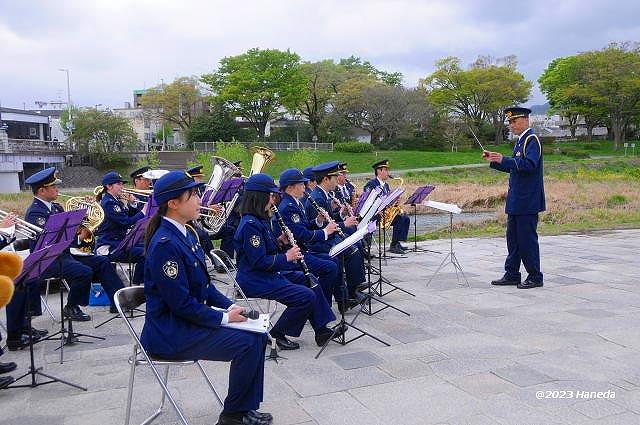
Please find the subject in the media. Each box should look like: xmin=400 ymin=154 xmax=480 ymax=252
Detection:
xmin=3 ymin=138 xmax=72 ymax=153
xmin=193 ymin=141 xmax=333 ymax=153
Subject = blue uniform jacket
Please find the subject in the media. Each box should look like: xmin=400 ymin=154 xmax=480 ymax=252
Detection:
xmin=141 ymin=219 xmax=232 ymax=357
xmin=95 ymin=192 xmax=145 ymax=248
xmin=233 ymin=214 xmax=300 ymax=294
xmin=25 ymin=198 xmax=65 ymax=251
xmin=490 ymin=128 xmax=546 ymax=215
xmin=363 ymin=177 xmax=390 ymax=195
xmin=277 ymin=193 xmax=326 ymax=252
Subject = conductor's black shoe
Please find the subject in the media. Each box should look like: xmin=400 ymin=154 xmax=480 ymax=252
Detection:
xmin=517 ymin=279 xmax=543 ymax=289
xmin=0 ymin=362 xmax=17 ymax=374
xmin=63 ymin=305 xmax=91 ymax=322
xmin=247 ymin=410 xmax=273 ymax=423
xmin=490 ymin=277 xmax=520 ymax=286
xmin=0 ymin=376 xmax=14 ymax=389
xmin=109 ymin=304 xmax=119 ymax=314
xmin=7 ymin=334 xmax=31 ymax=351
xmin=217 ymin=410 xmax=273 ymax=425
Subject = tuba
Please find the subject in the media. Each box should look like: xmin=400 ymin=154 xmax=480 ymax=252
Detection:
xmin=199 ymin=156 xmax=242 ymax=233
xmin=381 ymin=176 xmax=404 ymax=229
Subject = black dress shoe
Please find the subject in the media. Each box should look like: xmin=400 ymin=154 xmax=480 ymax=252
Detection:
xmin=337 ymin=298 xmax=360 ymax=314
xmin=247 ymin=410 xmax=273 ymax=423
xmin=22 ymin=327 xmax=48 ymax=339
xmin=269 ymin=331 xmax=299 ymax=350
xmin=7 ymin=334 xmax=32 ymax=351
xmin=0 ymin=362 xmax=17 ymax=374
xmin=517 ymin=279 xmax=543 ymax=289
xmin=490 ymin=277 xmax=520 ymax=286
xmin=63 ymin=305 xmax=91 ymax=321
xmin=0 ymin=376 xmax=14 ymax=389
xmin=389 ymin=244 xmax=404 ymax=254
xmin=217 ymin=410 xmax=272 ymax=425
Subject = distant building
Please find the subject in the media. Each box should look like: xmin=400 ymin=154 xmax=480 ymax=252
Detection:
xmin=528 ymin=114 xmax=607 ymax=139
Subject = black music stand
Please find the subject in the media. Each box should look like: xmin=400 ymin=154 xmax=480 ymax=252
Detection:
xmin=315 ymin=223 xmax=390 ymax=359
xmin=404 ymin=185 xmax=440 ymax=254
xmin=95 ymin=217 xmax=150 ymax=329
xmin=32 ymin=211 xmax=104 ymax=362
xmin=7 ymin=242 xmax=87 ymax=391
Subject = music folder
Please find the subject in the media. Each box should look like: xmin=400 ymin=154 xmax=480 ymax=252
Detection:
xmin=424 ymin=200 xmax=462 ymax=214
xmin=330 ymin=221 xmax=377 ymax=258
xmin=210 ymin=307 xmax=269 ymax=334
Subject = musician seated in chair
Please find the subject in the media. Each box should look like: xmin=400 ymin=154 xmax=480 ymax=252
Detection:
xmin=141 ymin=170 xmax=272 ymax=425
xmin=306 ymin=162 xmax=367 ymax=311
xmin=95 ymin=172 xmax=146 ymax=285
xmin=234 ymin=173 xmax=343 ymax=350
xmin=364 ymin=159 xmax=410 ymax=254
xmin=5 ymin=168 xmax=93 ymax=351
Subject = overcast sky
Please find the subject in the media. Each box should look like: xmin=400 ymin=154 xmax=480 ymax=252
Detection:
xmin=1 ymin=0 xmax=638 ymax=111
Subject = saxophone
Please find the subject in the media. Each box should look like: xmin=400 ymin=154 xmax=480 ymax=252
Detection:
xmin=381 ymin=176 xmax=404 ymax=229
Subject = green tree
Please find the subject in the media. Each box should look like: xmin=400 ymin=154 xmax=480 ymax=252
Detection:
xmin=201 ymin=48 xmax=307 ymax=138
xmin=297 ymin=60 xmax=346 ymax=141
xmin=186 ymin=101 xmax=241 ymax=148
xmin=67 ymin=108 xmax=138 ymax=153
xmin=140 ymin=76 xmax=203 ymax=131
xmin=339 ymin=55 xmax=403 ymax=86
xmin=422 ymin=56 xmax=531 ymax=143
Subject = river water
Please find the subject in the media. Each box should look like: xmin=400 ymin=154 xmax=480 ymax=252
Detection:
xmin=408 ymin=211 xmax=496 ymax=235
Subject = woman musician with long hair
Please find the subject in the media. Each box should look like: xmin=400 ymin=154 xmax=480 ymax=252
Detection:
xmin=141 ymin=170 xmax=272 ymax=425
xmin=233 ymin=173 xmax=343 ymax=351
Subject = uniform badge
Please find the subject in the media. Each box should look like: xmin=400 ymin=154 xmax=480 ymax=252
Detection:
xmin=162 ymin=260 xmax=178 ymax=279
xmin=515 ymin=152 xmax=522 ymax=157
xmin=291 ymin=213 xmax=300 ymax=223
xmin=250 ymin=235 xmax=261 ymax=248
xmin=113 ymin=204 xmax=122 ymax=213
xmin=36 ymin=217 xmax=46 ymax=226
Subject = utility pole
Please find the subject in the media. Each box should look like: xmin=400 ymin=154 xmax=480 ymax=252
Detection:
xmin=59 ymin=68 xmax=73 ymax=147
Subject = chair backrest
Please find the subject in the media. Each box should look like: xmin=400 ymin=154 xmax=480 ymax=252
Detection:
xmin=115 ymin=286 xmax=146 ymax=348
xmin=209 ymin=250 xmax=267 ymax=315
xmin=210 ymin=249 xmax=237 ymax=273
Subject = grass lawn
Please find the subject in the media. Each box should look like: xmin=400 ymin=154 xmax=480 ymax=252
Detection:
xmin=252 ymin=139 xmax=630 ymax=176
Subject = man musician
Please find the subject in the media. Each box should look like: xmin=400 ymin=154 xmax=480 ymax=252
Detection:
xmin=364 ymin=159 xmax=410 ymax=254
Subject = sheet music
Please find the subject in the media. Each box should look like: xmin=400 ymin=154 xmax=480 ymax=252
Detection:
xmin=330 ymin=221 xmax=376 ymax=257
xmin=358 ymin=186 xmax=382 ymax=217
xmin=211 ymin=307 xmax=269 ymax=334
xmin=377 ymin=188 xmax=405 ymax=214
xmin=424 ymin=200 xmax=462 ymax=214
xmin=357 ymin=197 xmax=382 ymax=230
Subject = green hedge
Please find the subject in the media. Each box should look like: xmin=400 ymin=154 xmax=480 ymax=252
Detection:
xmin=334 ymin=142 xmax=374 ymax=153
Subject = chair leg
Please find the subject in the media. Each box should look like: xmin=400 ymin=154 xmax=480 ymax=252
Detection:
xmin=195 ymin=361 xmax=223 ymax=407
xmin=124 ymin=346 xmax=138 ymax=425
xmin=158 ymin=365 xmax=170 ymax=409
xmin=143 ymin=360 xmax=189 ymax=425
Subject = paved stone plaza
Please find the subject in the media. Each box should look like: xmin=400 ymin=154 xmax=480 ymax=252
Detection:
xmin=1 ymin=229 xmax=639 ymax=425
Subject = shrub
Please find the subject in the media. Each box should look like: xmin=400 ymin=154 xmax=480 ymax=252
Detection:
xmin=559 ymin=147 xmax=590 ymax=159
xmin=334 ymin=141 xmax=374 ymax=153
xmin=607 ymin=194 xmax=628 ymax=207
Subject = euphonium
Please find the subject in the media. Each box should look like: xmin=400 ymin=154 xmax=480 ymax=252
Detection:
xmin=381 ymin=175 xmax=404 ymax=229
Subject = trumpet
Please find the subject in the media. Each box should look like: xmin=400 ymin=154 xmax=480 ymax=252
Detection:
xmin=0 ymin=209 xmax=43 ymax=240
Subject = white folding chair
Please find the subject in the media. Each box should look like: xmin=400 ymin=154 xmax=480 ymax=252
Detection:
xmin=115 ymin=287 xmax=223 ymax=425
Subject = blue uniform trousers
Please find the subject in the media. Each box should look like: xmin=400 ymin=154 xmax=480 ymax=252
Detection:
xmin=5 ymin=254 xmax=91 ymax=335
xmin=241 ymin=279 xmax=314 ymax=337
xmin=283 ymin=271 xmax=336 ymax=331
xmin=74 ymin=255 xmax=124 ymax=305
xmin=167 ymin=327 xmax=268 ymax=413
xmin=108 ymin=245 xmax=145 ymax=285
xmin=504 ymin=214 xmax=543 ymax=283
xmin=391 ymin=213 xmax=410 ymax=243
xmin=212 ymin=224 xmax=236 ymax=258
xmin=302 ymin=253 xmax=339 ymax=306
xmin=325 ymin=248 xmax=366 ymax=300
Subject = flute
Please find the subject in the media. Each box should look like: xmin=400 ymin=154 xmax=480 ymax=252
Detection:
xmin=270 ymin=206 xmax=318 ymax=289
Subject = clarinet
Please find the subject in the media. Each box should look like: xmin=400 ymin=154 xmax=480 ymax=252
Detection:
xmin=304 ymin=193 xmax=358 ymax=255
xmin=270 ymin=206 xmax=318 ymax=289
xmin=329 ymin=190 xmax=355 ymax=218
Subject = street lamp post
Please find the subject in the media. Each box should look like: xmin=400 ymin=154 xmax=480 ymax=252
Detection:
xmin=59 ymin=68 xmax=73 ymax=148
